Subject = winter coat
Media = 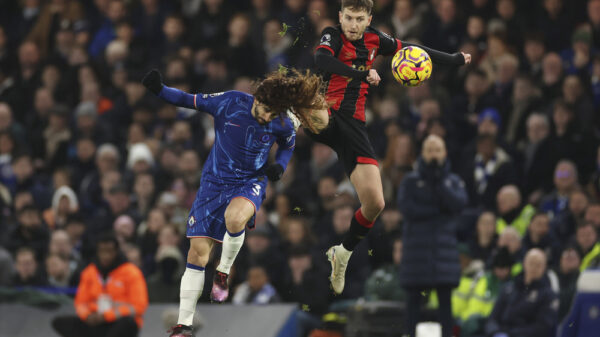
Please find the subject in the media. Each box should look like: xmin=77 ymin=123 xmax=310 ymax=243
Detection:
xmin=485 ymin=274 xmax=558 ymax=337
xmin=397 ymin=158 xmax=468 ymax=287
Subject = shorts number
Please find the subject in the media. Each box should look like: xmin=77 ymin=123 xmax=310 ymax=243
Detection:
xmin=252 ymin=184 xmax=261 ymax=196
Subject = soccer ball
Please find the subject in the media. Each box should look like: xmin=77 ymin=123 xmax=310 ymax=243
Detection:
xmin=391 ymin=46 xmax=433 ymax=87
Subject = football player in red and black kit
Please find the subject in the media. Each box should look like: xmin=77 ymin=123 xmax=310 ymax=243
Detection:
xmin=308 ymin=0 xmax=471 ymax=295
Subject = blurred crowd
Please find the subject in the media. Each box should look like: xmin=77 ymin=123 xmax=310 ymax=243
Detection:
xmin=1 ymin=0 xmax=600 ymax=336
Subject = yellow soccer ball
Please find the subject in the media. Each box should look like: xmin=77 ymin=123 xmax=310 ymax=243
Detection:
xmin=391 ymin=46 xmax=433 ymax=87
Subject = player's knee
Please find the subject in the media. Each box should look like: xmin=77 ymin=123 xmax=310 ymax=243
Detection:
xmin=376 ymin=198 xmax=385 ymax=213
xmin=367 ymin=197 xmax=385 ymax=217
xmin=224 ymin=210 xmax=249 ymax=231
xmin=188 ymin=245 xmax=209 ymax=266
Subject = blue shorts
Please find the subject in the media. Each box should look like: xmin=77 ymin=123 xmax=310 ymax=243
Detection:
xmin=186 ymin=178 xmax=267 ymax=242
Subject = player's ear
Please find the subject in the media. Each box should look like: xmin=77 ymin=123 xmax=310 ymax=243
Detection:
xmin=338 ymin=10 xmax=343 ymax=23
xmin=367 ymin=15 xmax=372 ymax=26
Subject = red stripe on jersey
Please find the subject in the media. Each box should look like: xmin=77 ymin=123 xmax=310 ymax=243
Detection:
xmin=395 ymin=38 xmax=403 ymax=54
xmin=351 ymin=32 xmax=379 ymax=121
xmin=316 ymin=45 xmax=335 ymax=55
xmin=357 ymin=156 xmax=379 ymax=166
xmin=327 ymin=33 xmax=356 ymax=111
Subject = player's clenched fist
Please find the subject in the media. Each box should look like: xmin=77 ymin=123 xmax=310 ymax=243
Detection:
xmin=142 ymin=69 xmax=164 ymax=95
xmin=366 ymin=69 xmax=380 ymax=86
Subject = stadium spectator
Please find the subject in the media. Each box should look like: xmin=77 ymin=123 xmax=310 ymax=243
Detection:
xmin=232 ymin=264 xmax=281 ymax=304
xmin=44 ymin=186 xmax=79 ymax=229
xmin=11 ymin=246 xmax=46 ymax=287
xmin=0 ymin=246 xmax=14 ymax=286
xmin=398 ymin=135 xmax=468 ymax=337
xmin=113 ymin=214 xmax=136 ymax=247
xmin=389 ymin=0 xmax=422 ymax=40
xmin=540 ymin=160 xmax=580 ymax=218
xmin=573 ymin=223 xmax=600 ymax=271
xmin=522 ymin=212 xmax=562 ymax=267
xmin=460 ymin=133 xmax=515 ymax=209
xmin=0 ymin=102 xmax=26 ymax=144
xmin=45 ymin=253 xmax=76 ymax=287
xmin=520 ymin=33 xmax=546 ymax=82
xmin=318 ymin=202 xmax=371 ymax=300
xmin=583 ymin=202 xmax=600 ymax=229
xmin=495 ymin=185 xmax=536 ymax=236
xmin=540 ymin=52 xmax=564 ymax=102
xmin=484 ymin=248 xmax=558 ymax=337
xmin=88 ymin=0 xmax=127 ymax=58
xmin=454 ymin=247 xmax=514 ymax=337
xmin=367 ymin=207 xmax=403 ymax=268
xmin=555 ymin=247 xmax=581 ymax=321
xmin=468 ymin=211 xmax=498 ymax=264
xmin=147 ymin=224 xmax=185 ymax=303
xmin=282 ymin=244 xmax=330 ymax=337
xmin=48 ymin=229 xmax=82 ymax=275
xmin=496 ymin=227 xmax=524 ymax=275
xmin=4 ymin=205 xmax=49 ymax=259
xmin=52 ymin=234 xmax=148 ymax=337
xmin=364 ymin=235 xmax=405 ymax=301
xmin=550 ymin=189 xmax=588 ymax=240
xmin=518 ymin=113 xmax=555 ymax=202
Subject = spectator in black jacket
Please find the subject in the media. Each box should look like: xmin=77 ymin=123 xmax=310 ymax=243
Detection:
xmin=398 ymin=135 xmax=469 ymax=337
xmin=281 ymin=245 xmax=330 ymax=337
xmin=484 ymin=248 xmax=559 ymax=337
xmin=554 ymin=246 xmax=581 ymax=321
xmin=468 ymin=211 xmax=498 ymax=264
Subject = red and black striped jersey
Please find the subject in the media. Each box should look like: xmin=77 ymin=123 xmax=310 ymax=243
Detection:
xmin=315 ymin=25 xmax=402 ymax=122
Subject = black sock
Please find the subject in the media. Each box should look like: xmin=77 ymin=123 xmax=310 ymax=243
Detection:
xmin=341 ymin=210 xmax=373 ymax=251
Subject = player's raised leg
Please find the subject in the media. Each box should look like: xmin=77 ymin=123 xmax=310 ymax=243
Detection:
xmin=210 ymin=197 xmax=254 ymax=303
xmin=328 ymin=163 xmax=385 ymax=294
xmin=170 ymin=237 xmax=214 ymax=337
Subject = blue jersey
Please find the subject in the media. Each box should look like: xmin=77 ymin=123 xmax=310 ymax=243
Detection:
xmin=158 ymin=87 xmax=297 ymax=184
xmin=195 ymin=91 xmax=296 ymax=184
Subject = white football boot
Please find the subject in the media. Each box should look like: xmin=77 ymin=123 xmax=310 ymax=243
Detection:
xmin=326 ymin=244 xmax=353 ymax=294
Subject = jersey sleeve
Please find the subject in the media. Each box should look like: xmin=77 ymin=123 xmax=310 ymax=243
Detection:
xmin=193 ymin=91 xmax=229 ymax=118
xmin=315 ymin=26 xmax=343 ymax=56
xmin=158 ymin=86 xmax=230 ymax=118
xmin=376 ymin=29 xmax=402 ymax=56
xmin=275 ymin=126 xmax=296 ymax=170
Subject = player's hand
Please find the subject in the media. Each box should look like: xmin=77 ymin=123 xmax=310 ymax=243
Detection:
xmin=461 ymin=52 xmax=472 ymax=65
xmin=366 ymin=69 xmax=381 ymax=86
xmin=86 ymin=312 xmax=104 ymax=326
xmin=142 ymin=69 xmax=164 ymax=95
xmin=265 ymin=164 xmax=284 ymax=181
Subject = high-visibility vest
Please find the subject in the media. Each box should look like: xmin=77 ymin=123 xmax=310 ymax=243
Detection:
xmin=451 ymin=272 xmax=495 ymax=322
xmin=496 ymin=204 xmax=536 ymax=236
xmin=580 ymin=243 xmax=600 ymax=272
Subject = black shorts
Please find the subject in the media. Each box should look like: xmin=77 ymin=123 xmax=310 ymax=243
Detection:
xmin=305 ymin=109 xmax=378 ymax=176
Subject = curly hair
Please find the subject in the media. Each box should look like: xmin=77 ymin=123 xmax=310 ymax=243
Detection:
xmin=254 ymin=69 xmax=329 ymax=133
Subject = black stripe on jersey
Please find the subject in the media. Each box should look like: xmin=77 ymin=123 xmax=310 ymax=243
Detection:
xmin=339 ymin=38 xmax=368 ymax=113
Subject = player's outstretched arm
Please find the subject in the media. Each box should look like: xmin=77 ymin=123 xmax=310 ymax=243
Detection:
xmin=314 ymin=49 xmax=369 ymax=80
xmin=402 ymin=42 xmax=471 ymax=66
xmin=142 ymin=69 xmax=196 ymax=109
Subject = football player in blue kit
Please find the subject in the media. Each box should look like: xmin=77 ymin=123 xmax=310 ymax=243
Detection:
xmin=141 ymin=69 xmax=328 ymax=337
